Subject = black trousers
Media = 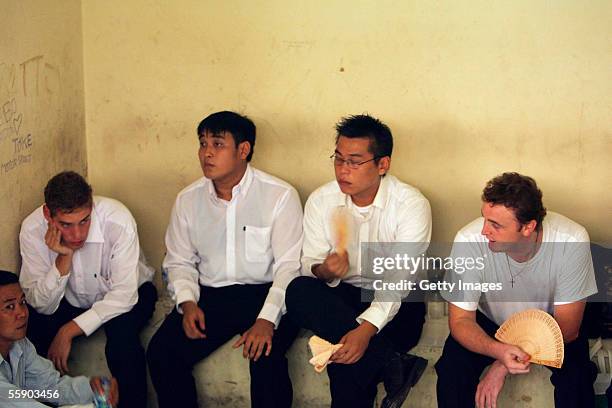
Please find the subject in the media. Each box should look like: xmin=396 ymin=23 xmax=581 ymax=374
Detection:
xmin=27 ymin=282 xmax=158 ymax=408
xmin=146 ymin=283 xmax=299 ymax=408
xmin=285 ymin=276 xmax=426 ymax=408
xmin=435 ymin=310 xmax=597 ymax=408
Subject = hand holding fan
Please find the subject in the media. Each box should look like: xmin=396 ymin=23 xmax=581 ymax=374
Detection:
xmin=495 ymin=309 xmax=564 ymax=368
xmin=332 ymin=208 xmax=349 ymax=256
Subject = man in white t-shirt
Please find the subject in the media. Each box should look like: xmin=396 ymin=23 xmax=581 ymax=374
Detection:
xmin=436 ymin=172 xmax=597 ymax=408
xmin=286 ymin=114 xmax=432 ymax=408
xmin=146 ymin=111 xmax=303 ymax=408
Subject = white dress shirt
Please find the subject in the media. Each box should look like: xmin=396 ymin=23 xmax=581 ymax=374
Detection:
xmin=19 ymin=196 xmax=155 ymax=336
xmin=164 ymin=165 xmax=303 ymax=328
xmin=302 ymin=175 xmax=432 ymax=331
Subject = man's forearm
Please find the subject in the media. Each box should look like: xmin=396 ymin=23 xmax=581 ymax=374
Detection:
xmin=61 ymin=320 xmax=84 ymax=340
xmin=55 ymin=254 xmax=73 ymax=276
xmin=450 ymin=317 xmax=504 ymax=360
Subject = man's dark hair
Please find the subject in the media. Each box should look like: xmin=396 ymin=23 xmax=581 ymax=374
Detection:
xmin=0 ymin=270 xmax=19 ymax=287
xmin=196 ymin=111 xmax=256 ymax=162
xmin=335 ymin=114 xmax=393 ymax=161
xmin=44 ymin=171 xmax=93 ymax=216
xmin=482 ymin=172 xmax=547 ymax=227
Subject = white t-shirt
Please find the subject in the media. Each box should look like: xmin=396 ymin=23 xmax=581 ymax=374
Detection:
xmin=443 ymin=211 xmax=598 ymax=325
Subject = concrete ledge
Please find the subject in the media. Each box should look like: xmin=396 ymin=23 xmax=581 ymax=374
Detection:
xmin=68 ymin=298 xmax=555 ymax=407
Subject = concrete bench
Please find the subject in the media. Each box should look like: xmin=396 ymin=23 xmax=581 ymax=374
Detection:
xmin=68 ymin=297 xmax=555 ymax=407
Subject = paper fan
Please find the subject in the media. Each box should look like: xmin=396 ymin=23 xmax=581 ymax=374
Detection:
xmin=308 ymin=335 xmax=343 ymax=373
xmin=495 ymin=309 xmax=564 ymax=368
xmin=331 ymin=208 xmax=349 ymax=256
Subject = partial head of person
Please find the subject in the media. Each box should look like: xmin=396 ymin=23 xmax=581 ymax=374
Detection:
xmin=332 ymin=114 xmax=393 ymax=206
xmin=43 ymin=171 xmax=93 ymax=250
xmin=0 ymin=271 xmax=28 ymax=355
xmin=196 ymin=111 xmax=255 ymax=185
xmin=480 ymin=172 xmax=547 ymax=253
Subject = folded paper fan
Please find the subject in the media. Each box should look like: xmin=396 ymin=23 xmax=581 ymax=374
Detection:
xmin=331 ymin=208 xmax=349 ymax=256
xmin=308 ymin=335 xmax=343 ymax=373
xmin=495 ymin=309 xmax=564 ymax=368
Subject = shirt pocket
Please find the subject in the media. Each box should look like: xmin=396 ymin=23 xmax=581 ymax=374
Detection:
xmin=245 ymin=226 xmax=273 ymax=263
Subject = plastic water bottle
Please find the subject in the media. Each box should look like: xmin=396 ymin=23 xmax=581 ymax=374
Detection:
xmin=93 ymin=377 xmax=112 ymax=408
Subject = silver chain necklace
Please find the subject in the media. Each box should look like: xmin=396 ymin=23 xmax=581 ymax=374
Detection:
xmin=505 ymin=229 xmax=539 ymax=288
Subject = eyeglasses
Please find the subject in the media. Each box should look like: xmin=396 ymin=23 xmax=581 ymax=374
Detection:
xmin=330 ymin=154 xmax=379 ymax=169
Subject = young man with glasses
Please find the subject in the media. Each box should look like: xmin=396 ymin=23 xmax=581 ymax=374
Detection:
xmin=286 ymin=114 xmax=432 ymax=408
xmin=147 ymin=111 xmax=303 ymax=408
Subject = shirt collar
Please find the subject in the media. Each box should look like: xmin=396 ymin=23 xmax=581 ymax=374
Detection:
xmin=85 ymin=200 xmax=104 ymax=244
xmin=206 ymin=164 xmax=254 ymax=202
xmin=333 ymin=175 xmax=390 ymax=210
xmin=0 ymin=340 xmax=23 ymax=367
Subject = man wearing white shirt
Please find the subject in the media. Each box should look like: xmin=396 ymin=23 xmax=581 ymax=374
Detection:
xmin=286 ymin=114 xmax=432 ymax=408
xmin=19 ymin=171 xmax=157 ymax=408
xmin=147 ymin=111 xmax=303 ymax=408
xmin=436 ymin=173 xmax=597 ymax=408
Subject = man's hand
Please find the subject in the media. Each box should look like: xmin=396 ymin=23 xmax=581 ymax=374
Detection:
xmin=313 ymin=251 xmax=350 ymax=281
xmin=90 ymin=377 xmax=119 ymax=407
xmin=232 ymin=318 xmax=274 ymax=361
xmin=45 ymin=222 xmax=74 ymax=276
xmin=331 ymin=321 xmax=377 ymax=364
xmin=494 ymin=343 xmax=530 ymax=374
xmin=48 ymin=320 xmax=83 ymax=375
xmin=181 ymin=301 xmax=206 ymax=339
xmin=45 ymin=222 xmax=73 ymax=256
xmin=476 ymin=360 xmax=508 ymax=408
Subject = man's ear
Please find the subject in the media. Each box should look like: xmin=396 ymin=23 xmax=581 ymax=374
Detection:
xmin=43 ymin=205 xmax=52 ymax=222
xmin=521 ymin=220 xmax=538 ymax=237
xmin=377 ymin=156 xmax=391 ymax=176
xmin=238 ymin=141 xmax=251 ymax=161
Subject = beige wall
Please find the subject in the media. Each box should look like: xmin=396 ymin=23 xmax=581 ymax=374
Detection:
xmin=0 ymin=0 xmax=86 ymax=272
xmin=82 ymin=0 xmax=611 ymax=270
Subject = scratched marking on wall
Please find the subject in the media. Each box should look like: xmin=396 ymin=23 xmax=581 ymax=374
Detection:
xmin=0 ymin=55 xmax=58 ymax=175
xmin=0 ymin=98 xmax=22 ymax=143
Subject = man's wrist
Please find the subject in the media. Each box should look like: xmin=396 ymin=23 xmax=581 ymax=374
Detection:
xmin=60 ymin=320 xmax=83 ymax=339
xmin=312 ymin=264 xmax=333 ymax=282
xmin=55 ymin=253 xmax=73 ymax=276
xmin=492 ymin=360 xmax=509 ymax=374
xmin=180 ymin=300 xmax=197 ymax=312
xmin=357 ymin=320 xmax=378 ymax=338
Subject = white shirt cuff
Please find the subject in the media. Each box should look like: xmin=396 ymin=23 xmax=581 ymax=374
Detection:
xmin=450 ymin=301 xmax=478 ymax=311
xmin=257 ymin=302 xmax=282 ymax=328
xmin=356 ymin=306 xmax=387 ymax=332
xmin=73 ymin=309 xmax=103 ymax=336
xmin=43 ymin=264 xmax=69 ymax=291
xmin=175 ymin=289 xmax=198 ymax=313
